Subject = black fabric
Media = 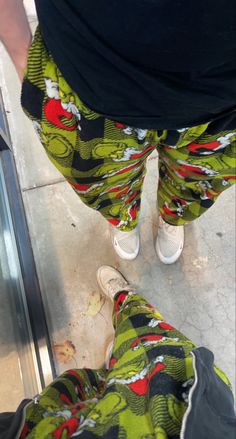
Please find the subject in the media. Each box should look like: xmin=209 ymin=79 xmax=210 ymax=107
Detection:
xmin=21 ymin=77 xmax=44 ymax=120
xmin=184 ymin=348 xmax=236 ymax=439
xmin=73 ymin=425 xmax=120 ymax=438
xmin=34 ymin=0 xmax=236 ymax=130
xmin=0 ymin=399 xmax=31 ymax=439
xmin=147 ymin=345 xmax=186 ymax=361
xmin=79 ymin=116 xmax=105 ymax=142
xmin=149 ymin=373 xmax=184 ymax=399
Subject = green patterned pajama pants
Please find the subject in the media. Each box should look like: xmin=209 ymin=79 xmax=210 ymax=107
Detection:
xmin=20 ymin=290 xmax=230 ymax=439
xmin=21 ymin=28 xmax=236 ymax=230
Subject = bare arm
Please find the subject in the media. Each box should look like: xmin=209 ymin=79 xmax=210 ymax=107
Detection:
xmin=0 ymin=0 xmax=32 ymax=81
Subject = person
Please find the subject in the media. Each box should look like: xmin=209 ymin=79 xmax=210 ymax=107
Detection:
xmin=0 ymin=1 xmax=236 ymax=264
xmin=0 ymin=265 xmax=235 ymax=439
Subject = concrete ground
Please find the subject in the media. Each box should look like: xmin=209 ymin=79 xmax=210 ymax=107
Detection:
xmin=0 ymin=2 xmax=235 ymax=401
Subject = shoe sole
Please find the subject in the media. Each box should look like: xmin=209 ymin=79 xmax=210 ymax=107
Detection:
xmin=155 ymin=231 xmax=184 ymax=264
xmin=156 ymin=241 xmax=184 ymax=264
xmin=96 ymin=265 xmax=128 ymax=299
xmin=111 ymin=234 xmax=140 ymax=260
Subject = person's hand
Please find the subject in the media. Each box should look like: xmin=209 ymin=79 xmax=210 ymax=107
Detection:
xmin=0 ymin=0 xmax=32 ymax=83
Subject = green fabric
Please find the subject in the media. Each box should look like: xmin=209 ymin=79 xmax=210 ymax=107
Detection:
xmin=21 ymin=28 xmax=236 ymax=230
xmin=20 ymin=291 xmax=198 ymax=438
xmin=20 ymin=292 xmax=231 ymax=438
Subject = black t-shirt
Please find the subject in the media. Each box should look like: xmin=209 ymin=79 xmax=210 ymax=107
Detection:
xmin=35 ymin=0 xmax=236 ymax=130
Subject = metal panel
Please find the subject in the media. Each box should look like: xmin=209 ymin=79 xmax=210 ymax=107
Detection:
xmin=0 ymin=88 xmax=56 ymax=391
xmin=0 ymin=150 xmax=56 ymax=389
xmin=0 ymin=88 xmax=11 ymax=151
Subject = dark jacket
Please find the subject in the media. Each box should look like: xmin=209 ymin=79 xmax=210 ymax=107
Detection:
xmin=0 ymin=348 xmax=235 ymax=439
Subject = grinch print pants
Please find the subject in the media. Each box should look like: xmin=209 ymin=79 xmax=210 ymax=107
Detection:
xmin=20 ymin=290 xmax=231 ymax=439
xmin=20 ymin=291 xmax=195 ymax=439
xmin=21 ymin=28 xmax=236 ymax=231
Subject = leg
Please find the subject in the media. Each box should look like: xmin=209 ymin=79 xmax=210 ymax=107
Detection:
xmin=158 ymin=125 xmax=236 ymax=226
xmin=97 ymin=266 xmax=195 ymax=436
xmin=97 ymin=266 xmax=233 ymax=438
xmin=21 ymin=28 xmax=153 ymax=233
xmin=106 ymin=286 xmax=195 ymax=437
xmin=20 ymin=368 xmax=106 ymax=438
xmin=110 ymin=290 xmax=195 ymax=367
xmin=155 ymin=124 xmax=235 ymax=263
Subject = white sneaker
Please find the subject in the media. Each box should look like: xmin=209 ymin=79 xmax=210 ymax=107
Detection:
xmin=110 ymin=227 xmax=140 ymax=260
xmin=155 ymin=216 xmax=184 ymax=264
xmin=96 ymin=265 xmax=130 ymax=300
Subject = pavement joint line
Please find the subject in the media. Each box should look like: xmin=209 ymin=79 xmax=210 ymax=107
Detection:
xmin=22 ymin=178 xmax=66 ymax=192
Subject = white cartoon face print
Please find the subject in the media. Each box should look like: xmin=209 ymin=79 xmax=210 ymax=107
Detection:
xmin=45 ymin=77 xmax=60 ymax=99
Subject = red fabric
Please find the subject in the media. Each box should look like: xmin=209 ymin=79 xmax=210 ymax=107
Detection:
xmin=53 ymin=418 xmax=79 ymax=439
xmin=129 ymin=363 xmax=165 ymax=396
xmin=44 ymin=99 xmax=77 ymax=131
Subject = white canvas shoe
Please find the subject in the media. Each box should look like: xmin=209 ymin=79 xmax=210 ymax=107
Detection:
xmin=96 ymin=265 xmax=130 ymax=300
xmin=110 ymin=227 xmax=140 ymax=260
xmin=155 ymin=216 xmax=184 ymax=264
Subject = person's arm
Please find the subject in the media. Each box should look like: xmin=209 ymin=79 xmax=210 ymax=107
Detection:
xmin=0 ymin=0 xmax=32 ymax=81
